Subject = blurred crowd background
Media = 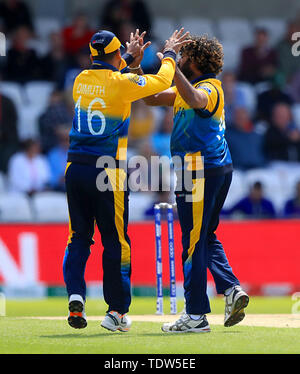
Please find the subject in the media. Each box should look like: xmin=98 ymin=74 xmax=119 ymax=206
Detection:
xmin=0 ymin=0 xmax=300 ymax=222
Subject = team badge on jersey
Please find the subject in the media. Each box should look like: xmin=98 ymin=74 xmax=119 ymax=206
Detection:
xmin=128 ymin=74 xmax=146 ymax=87
xmin=199 ymin=85 xmax=212 ymax=94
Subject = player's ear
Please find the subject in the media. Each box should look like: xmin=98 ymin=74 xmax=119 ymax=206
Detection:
xmin=116 ymin=49 xmax=122 ymax=59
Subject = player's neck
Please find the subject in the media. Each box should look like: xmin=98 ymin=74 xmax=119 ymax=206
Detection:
xmin=188 ymin=68 xmax=203 ymax=82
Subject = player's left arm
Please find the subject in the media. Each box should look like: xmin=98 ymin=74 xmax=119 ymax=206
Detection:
xmin=173 ymin=66 xmax=208 ymax=109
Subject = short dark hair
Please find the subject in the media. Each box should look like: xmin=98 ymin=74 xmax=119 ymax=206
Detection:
xmin=180 ymin=35 xmax=224 ymax=75
xmin=255 ymin=27 xmax=268 ymax=35
xmin=253 ymin=181 xmax=263 ymax=190
xmin=92 ymin=49 xmax=118 ymax=63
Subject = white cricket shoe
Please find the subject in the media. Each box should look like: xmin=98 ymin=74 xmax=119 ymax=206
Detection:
xmin=101 ymin=311 xmax=132 ymax=332
xmin=68 ymin=294 xmax=87 ymax=329
xmin=162 ymin=313 xmax=211 ymax=333
xmin=224 ymin=285 xmax=249 ymax=327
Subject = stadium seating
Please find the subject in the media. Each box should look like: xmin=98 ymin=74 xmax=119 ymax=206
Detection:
xmin=0 ymin=81 xmax=55 ymax=140
xmin=0 ymin=192 xmax=33 ymax=222
xmin=236 ymin=82 xmax=257 ymax=115
xmin=31 ymin=192 xmax=69 ymax=222
xmin=152 ymin=17 xmax=176 ymax=43
xmin=218 ymin=18 xmax=253 ymax=48
xmin=17 ymin=105 xmax=43 ymax=140
xmin=0 ymin=14 xmax=298 ymax=223
xmin=223 ymin=170 xmax=248 ymax=210
xmin=0 ymin=81 xmax=24 ymax=111
xmin=180 ymin=18 xmax=216 ymax=38
xmin=128 ymin=192 xmax=156 ymax=222
xmin=222 ymin=41 xmax=242 ymax=71
xmin=24 ymin=81 xmax=55 ymax=114
xmin=34 ymin=17 xmax=62 ymax=51
xmin=0 ymin=172 xmax=7 ymax=193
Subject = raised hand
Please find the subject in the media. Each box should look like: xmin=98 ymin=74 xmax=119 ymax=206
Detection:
xmin=126 ymin=29 xmax=151 ymax=68
xmin=163 ymin=28 xmax=191 ymax=54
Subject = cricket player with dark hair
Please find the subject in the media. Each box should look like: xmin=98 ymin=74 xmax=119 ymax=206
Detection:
xmin=63 ymin=28 xmax=190 ymax=332
xmin=144 ymin=35 xmax=249 ymax=333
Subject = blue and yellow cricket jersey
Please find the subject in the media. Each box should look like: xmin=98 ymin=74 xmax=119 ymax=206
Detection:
xmin=68 ymin=53 xmax=176 ymax=164
xmin=171 ymin=73 xmax=233 ymax=176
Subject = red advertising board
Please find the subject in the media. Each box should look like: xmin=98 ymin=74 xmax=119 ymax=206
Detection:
xmin=0 ymin=220 xmax=299 ymax=288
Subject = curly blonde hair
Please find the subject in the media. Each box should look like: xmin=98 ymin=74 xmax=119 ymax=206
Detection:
xmin=180 ymin=35 xmax=224 ymax=75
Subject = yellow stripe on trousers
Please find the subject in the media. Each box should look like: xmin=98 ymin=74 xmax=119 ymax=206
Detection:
xmin=187 ymin=177 xmax=205 ymax=260
xmin=105 ymin=168 xmax=131 ymax=265
xmin=65 ymin=162 xmax=74 ymax=245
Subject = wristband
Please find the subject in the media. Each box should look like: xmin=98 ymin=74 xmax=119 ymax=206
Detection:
xmin=162 ymin=49 xmax=177 ymax=61
xmin=122 ymin=53 xmax=134 ymax=66
xmin=129 ymin=65 xmax=141 ymax=70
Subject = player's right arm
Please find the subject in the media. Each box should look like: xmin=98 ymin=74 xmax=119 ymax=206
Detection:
xmin=142 ymin=52 xmax=177 ymax=107
xmin=119 ymin=28 xmax=191 ymax=103
xmin=143 ymin=87 xmax=177 ymax=107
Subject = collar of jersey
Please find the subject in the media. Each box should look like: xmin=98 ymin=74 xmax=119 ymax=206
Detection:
xmin=191 ymin=73 xmax=216 ymax=85
xmin=91 ymin=60 xmax=119 ymax=71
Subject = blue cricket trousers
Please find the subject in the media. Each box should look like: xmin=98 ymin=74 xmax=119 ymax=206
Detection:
xmin=63 ymin=162 xmax=131 ymax=314
xmin=176 ymin=171 xmax=240 ymax=315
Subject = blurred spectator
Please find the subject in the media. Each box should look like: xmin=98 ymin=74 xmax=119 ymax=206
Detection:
xmin=8 ymin=138 xmax=51 ymax=195
xmin=287 ymin=70 xmax=300 ymax=103
xmin=276 ymin=21 xmax=300 ymax=84
xmin=128 ymin=99 xmax=155 ymax=149
xmin=222 ymin=71 xmax=248 ymax=125
xmin=62 ymin=11 xmax=95 ymax=58
xmin=0 ymin=91 xmax=19 ymax=172
xmin=0 ymin=0 xmax=33 ymax=35
xmin=40 ymin=31 xmax=69 ymax=86
xmin=284 ymin=180 xmax=300 ymax=217
xmin=63 ymin=46 xmax=91 ymax=90
xmin=117 ymin=20 xmax=136 ymax=46
xmin=117 ymin=20 xmax=159 ymax=74
xmin=223 ymin=181 xmax=276 ymax=219
xmin=39 ymin=90 xmax=73 ymax=153
xmin=264 ymin=102 xmax=300 ymax=162
xmin=256 ymin=74 xmax=293 ymax=122
xmin=140 ymin=41 xmax=160 ymax=74
xmin=151 ymin=107 xmax=173 ymax=158
xmin=226 ymin=107 xmax=265 ymax=170
xmin=100 ymin=0 xmax=152 ymax=38
xmin=47 ymin=126 xmax=69 ymax=192
xmin=238 ymin=28 xmax=277 ymax=84
xmin=3 ymin=25 xmax=42 ymax=83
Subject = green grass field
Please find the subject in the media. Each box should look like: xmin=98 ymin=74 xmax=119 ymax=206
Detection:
xmin=0 ymin=296 xmax=299 ymax=354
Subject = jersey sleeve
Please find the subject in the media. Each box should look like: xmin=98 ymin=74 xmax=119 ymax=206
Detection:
xmin=171 ymin=85 xmax=178 ymax=95
xmin=117 ymin=56 xmax=176 ymax=102
xmin=195 ymin=83 xmax=219 ymax=113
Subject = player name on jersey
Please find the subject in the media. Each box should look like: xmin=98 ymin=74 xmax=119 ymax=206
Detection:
xmin=76 ymin=83 xmax=106 ymax=96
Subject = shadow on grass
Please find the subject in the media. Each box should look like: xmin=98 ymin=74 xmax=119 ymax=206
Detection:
xmin=39 ymin=327 xmax=244 ymax=339
xmin=40 ymin=333 xmax=126 ymax=339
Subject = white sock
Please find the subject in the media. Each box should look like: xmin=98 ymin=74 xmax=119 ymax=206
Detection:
xmin=189 ymin=314 xmax=202 ymax=320
xmin=69 ymin=294 xmax=84 ymax=304
xmin=224 ymin=286 xmax=235 ymax=296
